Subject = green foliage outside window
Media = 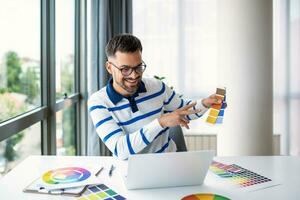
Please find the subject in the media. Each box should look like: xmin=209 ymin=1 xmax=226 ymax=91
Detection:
xmin=20 ymin=67 xmax=39 ymax=104
xmin=1 ymin=50 xmax=75 ymax=161
xmin=0 ymin=51 xmax=27 ymax=162
xmin=5 ymin=51 xmax=22 ymax=93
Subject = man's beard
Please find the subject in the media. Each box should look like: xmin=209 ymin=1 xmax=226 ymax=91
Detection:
xmin=116 ymin=77 xmax=141 ymax=95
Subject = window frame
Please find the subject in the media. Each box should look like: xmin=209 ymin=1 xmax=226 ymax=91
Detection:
xmin=0 ymin=0 xmax=88 ymax=156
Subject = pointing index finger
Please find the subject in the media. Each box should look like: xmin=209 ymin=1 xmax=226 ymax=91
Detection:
xmin=178 ymin=102 xmax=197 ymax=111
xmin=180 ymin=109 xmax=202 ymax=116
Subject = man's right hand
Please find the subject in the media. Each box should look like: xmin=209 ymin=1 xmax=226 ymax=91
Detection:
xmin=158 ymin=102 xmax=202 ymax=129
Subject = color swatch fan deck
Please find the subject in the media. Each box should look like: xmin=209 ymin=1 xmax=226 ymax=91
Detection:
xmin=206 ymin=88 xmax=226 ymax=124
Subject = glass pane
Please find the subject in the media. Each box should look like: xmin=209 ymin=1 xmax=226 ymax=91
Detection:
xmin=133 ymin=0 xmax=180 ymax=91
xmin=289 ymin=0 xmax=300 ymax=155
xmin=132 ymin=0 xmax=217 ymax=98
xmin=0 ymin=123 xmax=41 ymax=179
xmin=289 ymin=0 xmax=300 ymax=94
xmin=290 ymin=99 xmax=300 ymax=155
xmin=56 ymin=106 xmax=76 ymax=155
xmin=0 ymin=0 xmax=41 ymax=123
xmin=273 ymin=0 xmax=300 ymax=155
xmin=133 ymin=0 xmax=218 ymax=135
xmin=55 ymin=0 xmax=75 ymax=100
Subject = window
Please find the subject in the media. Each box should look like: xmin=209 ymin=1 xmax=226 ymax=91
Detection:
xmin=55 ymin=0 xmax=75 ymax=100
xmin=56 ymin=106 xmax=76 ymax=155
xmin=133 ymin=0 xmax=300 ymax=155
xmin=0 ymin=0 xmax=41 ymax=123
xmin=273 ymin=0 xmax=300 ymax=155
xmin=0 ymin=123 xmax=41 ymax=178
xmin=54 ymin=0 xmax=78 ymax=156
xmin=0 ymin=0 xmax=88 ymax=178
xmin=133 ymin=0 xmax=219 ymax=134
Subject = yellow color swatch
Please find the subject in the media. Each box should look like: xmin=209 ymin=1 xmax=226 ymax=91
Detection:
xmin=206 ymin=116 xmax=217 ymax=124
xmin=209 ymin=109 xmax=219 ymax=117
xmin=96 ymin=192 xmax=108 ymax=198
xmin=87 ymin=194 xmax=98 ymax=200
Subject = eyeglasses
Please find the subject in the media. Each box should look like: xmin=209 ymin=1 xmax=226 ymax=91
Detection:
xmin=108 ymin=61 xmax=147 ymax=76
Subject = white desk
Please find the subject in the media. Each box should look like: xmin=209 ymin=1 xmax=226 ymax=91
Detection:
xmin=0 ymin=155 xmax=299 ymax=200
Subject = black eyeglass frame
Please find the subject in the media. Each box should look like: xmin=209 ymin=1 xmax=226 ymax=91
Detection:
xmin=108 ymin=61 xmax=147 ymax=76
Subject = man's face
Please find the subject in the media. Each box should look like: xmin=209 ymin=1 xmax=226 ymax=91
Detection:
xmin=106 ymin=50 xmax=143 ymax=96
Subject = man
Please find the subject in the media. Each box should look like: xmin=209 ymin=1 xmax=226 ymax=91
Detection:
xmin=88 ymin=34 xmax=224 ymax=160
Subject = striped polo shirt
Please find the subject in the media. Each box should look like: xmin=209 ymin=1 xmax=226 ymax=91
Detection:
xmin=88 ymin=77 xmax=208 ymax=160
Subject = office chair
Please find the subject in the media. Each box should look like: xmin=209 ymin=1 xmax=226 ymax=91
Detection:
xmin=169 ymin=125 xmax=188 ymax=152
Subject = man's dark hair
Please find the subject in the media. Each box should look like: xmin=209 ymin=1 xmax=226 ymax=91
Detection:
xmin=105 ymin=34 xmax=143 ymax=58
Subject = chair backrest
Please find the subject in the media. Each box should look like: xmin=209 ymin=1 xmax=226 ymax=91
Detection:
xmin=168 ymin=125 xmax=187 ymax=152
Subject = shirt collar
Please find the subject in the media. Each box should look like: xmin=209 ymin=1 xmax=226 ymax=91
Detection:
xmin=106 ymin=78 xmax=147 ymax=105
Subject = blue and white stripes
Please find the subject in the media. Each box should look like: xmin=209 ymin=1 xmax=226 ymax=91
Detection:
xmin=140 ymin=129 xmax=150 ymax=145
xmin=88 ymin=77 xmax=208 ymax=160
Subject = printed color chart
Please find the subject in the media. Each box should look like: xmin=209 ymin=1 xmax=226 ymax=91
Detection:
xmin=181 ymin=193 xmax=230 ymax=200
xmin=209 ymin=161 xmax=272 ymax=188
xmin=77 ymin=184 xmax=126 ymax=200
xmin=206 ymin=88 xmax=226 ymax=124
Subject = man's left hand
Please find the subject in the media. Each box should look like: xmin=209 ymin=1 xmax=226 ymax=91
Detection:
xmin=202 ymin=94 xmax=227 ymax=109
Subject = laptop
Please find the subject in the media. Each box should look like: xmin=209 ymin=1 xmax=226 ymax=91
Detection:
xmin=122 ymin=150 xmax=214 ymax=190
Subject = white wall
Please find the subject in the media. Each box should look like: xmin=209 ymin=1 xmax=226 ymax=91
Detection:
xmin=217 ymin=0 xmax=273 ymax=155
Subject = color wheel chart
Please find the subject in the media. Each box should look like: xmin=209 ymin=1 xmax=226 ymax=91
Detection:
xmin=181 ymin=193 xmax=230 ymax=200
xmin=77 ymin=184 xmax=126 ymax=200
xmin=42 ymin=167 xmax=91 ymax=184
xmin=206 ymin=88 xmax=226 ymax=124
xmin=209 ymin=161 xmax=277 ymax=191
